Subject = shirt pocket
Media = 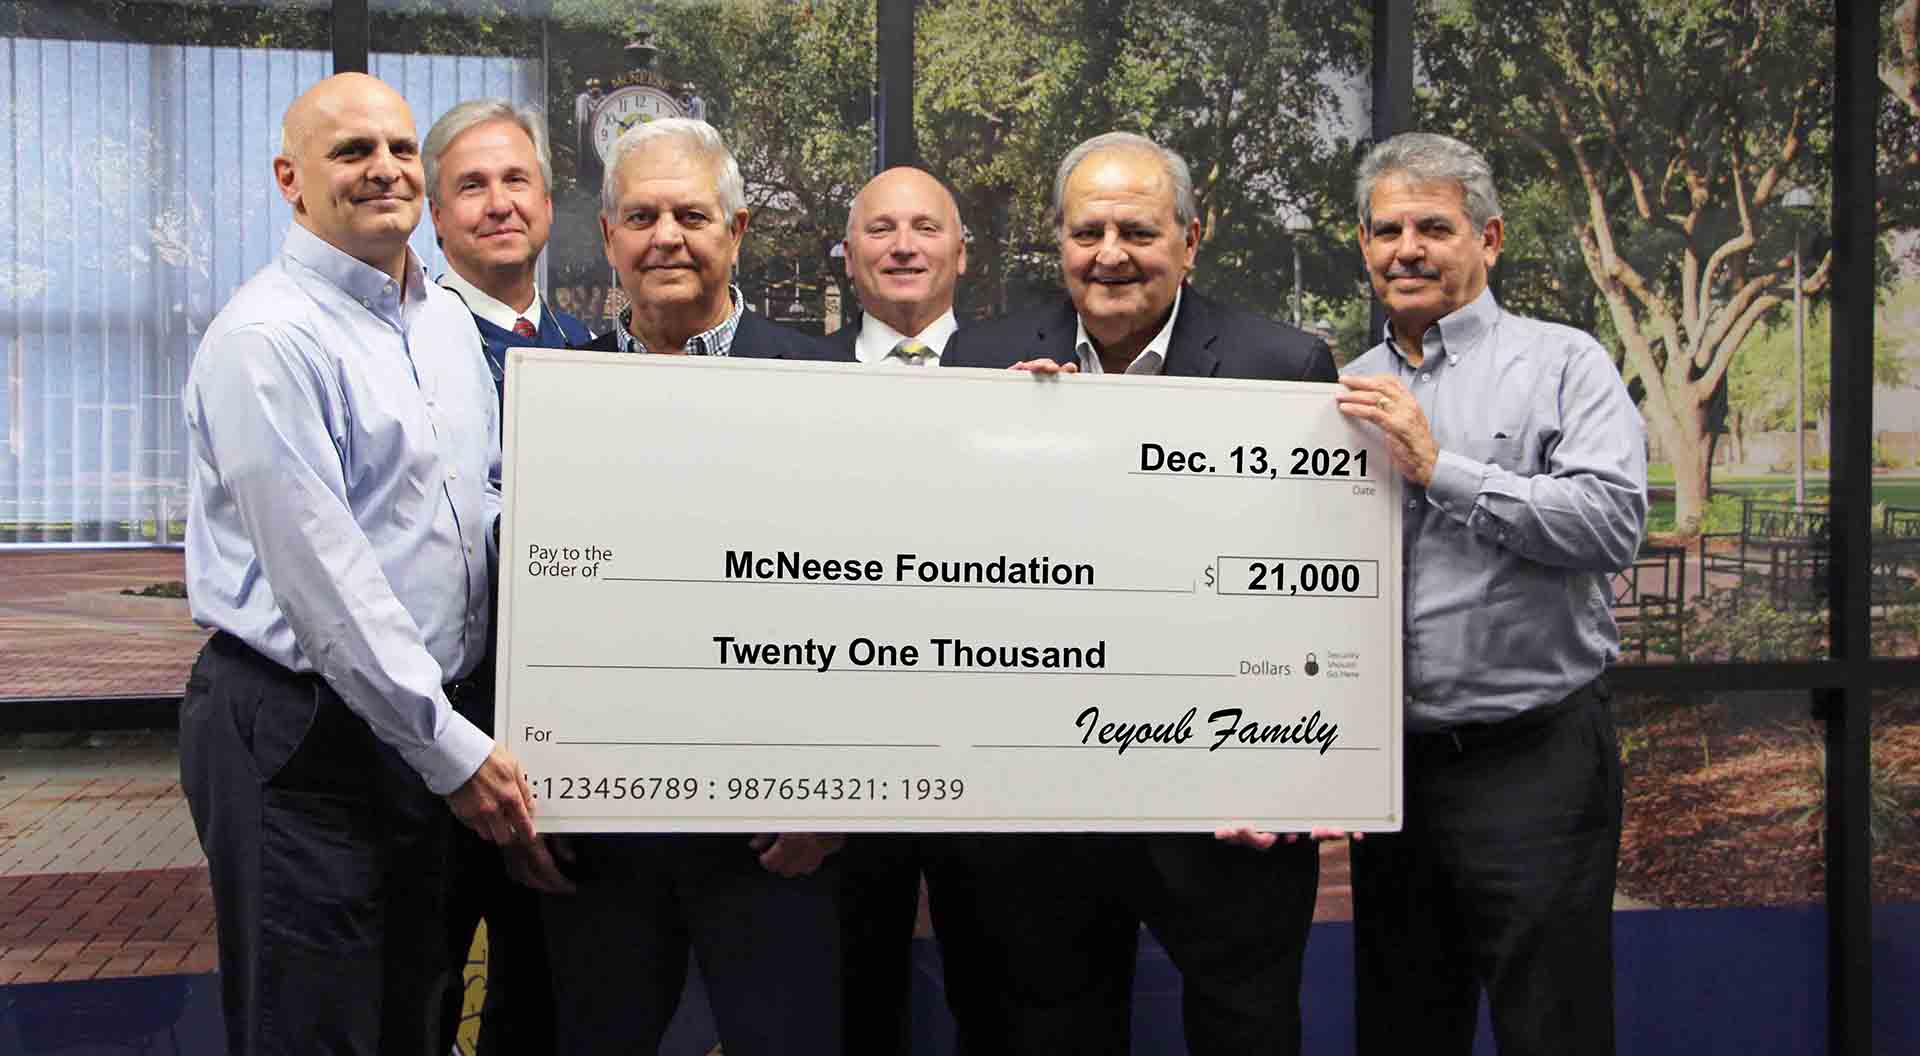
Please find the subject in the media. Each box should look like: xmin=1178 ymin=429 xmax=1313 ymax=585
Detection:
xmin=1486 ymin=426 xmax=1534 ymax=474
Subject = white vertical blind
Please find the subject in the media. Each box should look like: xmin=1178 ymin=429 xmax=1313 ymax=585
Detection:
xmin=0 ymin=38 xmax=540 ymax=545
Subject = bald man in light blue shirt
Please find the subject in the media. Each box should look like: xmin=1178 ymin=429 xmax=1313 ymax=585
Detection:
xmin=179 ymin=72 xmax=542 ymax=1056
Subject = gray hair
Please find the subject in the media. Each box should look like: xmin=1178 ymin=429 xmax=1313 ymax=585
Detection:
xmin=600 ymin=117 xmax=745 ymax=219
xmin=1050 ymin=132 xmax=1197 ymax=229
xmin=422 ymin=98 xmax=554 ymax=205
xmin=1354 ymin=132 xmax=1501 ymax=230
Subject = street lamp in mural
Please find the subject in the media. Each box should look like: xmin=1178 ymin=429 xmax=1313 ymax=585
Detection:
xmin=1782 ymin=185 xmax=1818 ymax=507
xmin=1283 ymin=212 xmax=1313 ymax=329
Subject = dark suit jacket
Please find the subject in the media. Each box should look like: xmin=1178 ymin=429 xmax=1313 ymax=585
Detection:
xmin=941 ymin=285 xmax=1335 ymax=383
xmin=573 ymin=307 xmax=854 ymax=362
xmin=926 ymin=286 xmax=1332 ymax=1045
xmin=818 ymin=318 xmax=860 ymax=361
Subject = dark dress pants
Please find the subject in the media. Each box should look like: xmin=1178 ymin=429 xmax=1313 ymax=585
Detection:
xmin=179 ymin=632 xmax=454 ymax=1056
xmin=925 ymin=832 xmax=1321 ymax=1055
xmin=541 ymin=834 xmax=844 ymax=1055
xmin=1350 ymin=679 xmax=1623 ymax=1056
xmin=440 ymin=818 xmax=556 ymax=1054
xmin=435 ymin=636 xmax=556 ymax=1056
xmin=838 ymin=835 xmax=926 ymax=1055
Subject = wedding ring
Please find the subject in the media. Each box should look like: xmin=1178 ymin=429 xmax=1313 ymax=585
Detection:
xmin=1376 ymin=396 xmax=1392 ymax=411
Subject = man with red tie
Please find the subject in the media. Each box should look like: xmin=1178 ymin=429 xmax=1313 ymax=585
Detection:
xmin=422 ymin=97 xmax=591 ymax=1055
xmin=426 ymin=99 xmax=592 ymax=406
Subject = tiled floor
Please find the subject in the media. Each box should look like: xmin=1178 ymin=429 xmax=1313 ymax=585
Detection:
xmin=0 ymin=733 xmax=215 ymax=986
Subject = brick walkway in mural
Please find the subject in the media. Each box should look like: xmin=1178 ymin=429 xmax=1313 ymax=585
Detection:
xmin=0 ymin=735 xmax=214 ymax=985
xmin=0 ymin=550 xmax=1358 ymax=994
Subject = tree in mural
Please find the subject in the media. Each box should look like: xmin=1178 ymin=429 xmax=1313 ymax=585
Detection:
xmin=1422 ymin=0 xmax=1920 ymax=534
xmin=1419 ymin=0 xmax=1841 ymax=534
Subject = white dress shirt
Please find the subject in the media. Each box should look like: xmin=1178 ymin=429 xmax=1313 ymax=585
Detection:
xmin=1073 ymin=287 xmax=1183 ymax=375
xmin=438 ymin=267 xmax=542 ymax=332
xmin=854 ymin=308 xmax=959 ymax=366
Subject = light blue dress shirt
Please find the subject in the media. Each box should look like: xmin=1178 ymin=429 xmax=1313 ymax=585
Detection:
xmin=184 ymin=223 xmax=499 ymax=795
xmin=1342 ymin=289 xmax=1647 ymax=731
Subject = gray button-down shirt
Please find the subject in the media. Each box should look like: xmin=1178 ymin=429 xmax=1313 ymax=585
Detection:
xmin=1342 ymin=289 xmax=1647 ymax=731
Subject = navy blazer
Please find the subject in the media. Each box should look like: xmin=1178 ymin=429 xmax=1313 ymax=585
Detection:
xmin=573 ymin=306 xmax=851 ymax=362
xmin=941 ymin=286 xmax=1335 ymax=383
xmin=817 ymin=318 xmax=860 ymax=361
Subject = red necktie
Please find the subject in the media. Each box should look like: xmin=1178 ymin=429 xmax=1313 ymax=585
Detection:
xmin=512 ymin=317 xmax=537 ymax=339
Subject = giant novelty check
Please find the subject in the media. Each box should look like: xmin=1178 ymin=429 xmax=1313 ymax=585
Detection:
xmin=497 ymin=351 xmax=1403 ymax=833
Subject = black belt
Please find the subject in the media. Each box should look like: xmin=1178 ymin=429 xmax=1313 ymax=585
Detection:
xmin=209 ymin=630 xmax=481 ymax=705
xmin=1408 ymin=677 xmax=1610 ymax=757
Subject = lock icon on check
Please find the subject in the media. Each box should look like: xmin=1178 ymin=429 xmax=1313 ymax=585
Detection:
xmin=1304 ymin=652 xmax=1319 ymax=676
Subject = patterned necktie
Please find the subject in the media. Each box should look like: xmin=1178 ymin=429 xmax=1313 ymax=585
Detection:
xmin=890 ymin=337 xmax=932 ymax=365
xmin=512 ymin=317 xmax=537 ymax=339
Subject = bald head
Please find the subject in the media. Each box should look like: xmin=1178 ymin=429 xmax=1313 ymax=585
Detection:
xmin=281 ymin=73 xmax=408 ymax=156
xmin=843 ymin=167 xmax=966 ymax=338
xmin=274 ymin=73 xmax=425 ymax=283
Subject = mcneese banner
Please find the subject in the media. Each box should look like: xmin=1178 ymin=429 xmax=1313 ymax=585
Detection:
xmin=497 ymin=350 xmax=1403 ymax=833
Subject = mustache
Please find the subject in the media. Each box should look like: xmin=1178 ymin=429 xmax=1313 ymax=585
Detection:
xmin=1385 ymin=265 xmax=1441 ymax=279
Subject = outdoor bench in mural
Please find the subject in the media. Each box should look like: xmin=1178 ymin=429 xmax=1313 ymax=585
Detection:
xmin=1696 ymin=499 xmax=1920 ymax=613
xmin=1698 ymin=499 xmax=1831 ymax=610
xmin=1612 ymin=544 xmax=1688 ymax=661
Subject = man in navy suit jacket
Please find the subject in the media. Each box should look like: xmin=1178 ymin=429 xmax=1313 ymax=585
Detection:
xmin=422 ymin=96 xmax=592 ymax=1056
xmin=938 ymin=132 xmax=1334 ymax=1056
xmin=538 ymin=117 xmax=850 ymax=1056
xmin=427 ymin=100 xmax=593 ymax=406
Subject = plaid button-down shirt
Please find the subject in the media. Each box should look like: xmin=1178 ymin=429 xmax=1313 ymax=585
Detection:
xmin=612 ymin=284 xmax=746 ymax=357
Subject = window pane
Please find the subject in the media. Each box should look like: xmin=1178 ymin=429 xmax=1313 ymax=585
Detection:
xmin=0 ymin=10 xmax=331 ymax=1048
xmin=1874 ymin=0 xmax=1920 ymax=658
xmin=1874 ymin=689 xmax=1920 ymax=1052
xmin=1415 ymin=0 xmax=1839 ymax=664
xmin=1615 ymin=689 xmax=1827 ymax=1049
xmin=0 ymin=6 xmax=332 ymax=702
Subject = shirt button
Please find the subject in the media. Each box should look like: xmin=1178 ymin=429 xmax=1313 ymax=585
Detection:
xmin=360 ymin=297 xmax=371 ymax=307
xmin=1420 ymin=372 xmax=1430 ymax=382
xmin=1406 ymin=499 xmax=1418 ymax=510
xmin=448 ymin=470 xmax=459 ymax=481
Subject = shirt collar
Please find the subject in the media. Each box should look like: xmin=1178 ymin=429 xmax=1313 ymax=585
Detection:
xmin=282 ymin=223 xmax=427 ymax=324
xmin=1386 ymin=286 xmax=1499 ymax=369
xmin=855 ymin=308 xmax=958 ymax=364
xmin=437 ymin=268 xmax=542 ymax=333
xmin=1074 ymin=286 xmax=1182 ymax=375
xmin=614 ymin=284 xmax=746 ymax=356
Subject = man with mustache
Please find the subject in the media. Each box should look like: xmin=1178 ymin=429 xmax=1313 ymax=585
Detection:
xmin=536 ymin=117 xmax=852 ymax=1056
xmin=421 ymin=96 xmax=586 ymax=1056
xmin=179 ymin=72 xmax=540 ymax=1056
xmin=1333 ymin=132 xmax=1645 ymax=1055
xmin=938 ymin=131 xmax=1334 ymax=1055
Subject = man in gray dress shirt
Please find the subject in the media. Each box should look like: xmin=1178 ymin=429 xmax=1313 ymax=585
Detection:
xmin=1334 ymin=132 xmax=1647 ymax=1055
